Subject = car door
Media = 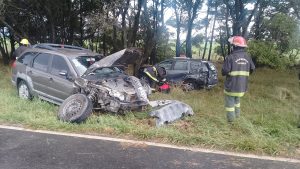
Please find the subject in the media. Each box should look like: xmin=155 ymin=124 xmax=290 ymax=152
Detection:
xmin=167 ymin=60 xmax=189 ymax=83
xmin=27 ymin=53 xmax=52 ymax=95
xmin=48 ymin=54 xmax=78 ymax=102
xmin=157 ymin=60 xmax=173 ymax=73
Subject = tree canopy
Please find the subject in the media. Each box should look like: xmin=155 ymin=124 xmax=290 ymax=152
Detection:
xmin=0 ymin=0 xmax=299 ymax=68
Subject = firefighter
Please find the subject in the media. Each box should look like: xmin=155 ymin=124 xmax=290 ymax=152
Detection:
xmin=222 ymin=36 xmax=255 ymax=123
xmin=12 ymin=38 xmax=30 ymax=60
xmin=143 ymin=65 xmax=166 ymax=88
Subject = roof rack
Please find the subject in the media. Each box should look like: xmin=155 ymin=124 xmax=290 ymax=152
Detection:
xmin=33 ymin=43 xmax=88 ymax=51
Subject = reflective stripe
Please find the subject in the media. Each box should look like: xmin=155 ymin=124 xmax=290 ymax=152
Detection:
xmin=145 ymin=72 xmax=158 ymax=82
xmin=224 ymin=90 xmax=245 ymax=97
xmin=235 ymin=103 xmax=240 ymax=108
xmin=153 ymin=66 xmax=158 ymax=76
xmin=229 ymin=71 xmax=249 ymax=76
xmin=225 ymin=107 xmax=235 ymax=112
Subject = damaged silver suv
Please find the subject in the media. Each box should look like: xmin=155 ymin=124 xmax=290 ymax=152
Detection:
xmin=12 ymin=45 xmax=150 ymax=123
xmin=11 ymin=43 xmax=102 ymax=104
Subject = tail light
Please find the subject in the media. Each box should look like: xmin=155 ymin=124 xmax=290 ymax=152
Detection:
xmin=11 ymin=60 xmax=17 ymax=68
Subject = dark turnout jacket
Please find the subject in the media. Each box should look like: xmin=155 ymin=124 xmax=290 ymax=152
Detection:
xmin=222 ymin=49 xmax=255 ymax=97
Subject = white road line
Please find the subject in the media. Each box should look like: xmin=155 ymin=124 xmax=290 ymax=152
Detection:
xmin=0 ymin=125 xmax=299 ymax=163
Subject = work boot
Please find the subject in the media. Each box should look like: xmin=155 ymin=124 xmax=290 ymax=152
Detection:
xmin=227 ymin=112 xmax=235 ymax=123
xmin=235 ymin=111 xmax=240 ymax=118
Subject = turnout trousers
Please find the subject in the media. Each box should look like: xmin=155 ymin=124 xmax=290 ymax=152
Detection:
xmin=225 ymin=94 xmax=241 ymax=122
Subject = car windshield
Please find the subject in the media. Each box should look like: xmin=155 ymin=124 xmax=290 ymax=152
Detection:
xmin=72 ymin=55 xmax=102 ymax=76
xmin=92 ymin=67 xmax=121 ymax=75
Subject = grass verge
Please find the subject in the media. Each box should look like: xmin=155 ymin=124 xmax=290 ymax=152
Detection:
xmin=0 ymin=62 xmax=299 ymax=158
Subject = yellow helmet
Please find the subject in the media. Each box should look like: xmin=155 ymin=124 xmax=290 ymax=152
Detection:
xmin=20 ymin=38 xmax=30 ymax=45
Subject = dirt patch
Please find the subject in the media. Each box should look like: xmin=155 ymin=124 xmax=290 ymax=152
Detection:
xmin=119 ymin=142 xmax=148 ymax=150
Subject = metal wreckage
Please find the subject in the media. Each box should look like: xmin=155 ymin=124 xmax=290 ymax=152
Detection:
xmin=58 ymin=48 xmax=194 ymax=126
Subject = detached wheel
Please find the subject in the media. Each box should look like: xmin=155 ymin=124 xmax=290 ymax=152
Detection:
xmin=58 ymin=94 xmax=93 ymax=123
xmin=18 ymin=80 xmax=32 ymax=100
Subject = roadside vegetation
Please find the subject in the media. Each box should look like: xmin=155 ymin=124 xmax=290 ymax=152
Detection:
xmin=1 ymin=62 xmax=299 ymax=158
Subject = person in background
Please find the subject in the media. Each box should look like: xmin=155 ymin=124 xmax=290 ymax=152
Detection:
xmin=143 ymin=65 xmax=166 ymax=88
xmin=12 ymin=38 xmax=30 ymax=60
xmin=222 ymin=36 xmax=255 ymax=123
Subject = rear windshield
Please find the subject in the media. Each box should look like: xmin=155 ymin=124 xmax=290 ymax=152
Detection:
xmin=72 ymin=55 xmax=102 ymax=76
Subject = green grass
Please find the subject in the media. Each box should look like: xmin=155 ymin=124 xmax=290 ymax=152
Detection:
xmin=0 ymin=62 xmax=299 ymax=158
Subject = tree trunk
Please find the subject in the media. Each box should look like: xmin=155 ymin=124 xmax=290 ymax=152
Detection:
xmin=186 ymin=20 xmax=193 ymax=58
xmin=0 ymin=39 xmax=9 ymax=65
xmin=112 ymin=8 xmax=118 ymax=52
xmin=2 ymin=28 xmax=9 ymax=57
xmin=232 ymin=0 xmax=242 ymax=35
xmin=102 ymin=34 xmax=106 ymax=55
xmin=121 ymin=0 xmax=130 ymax=48
xmin=174 ymin=1 xmax=181 ymax=57
xmin=129 ymin=0 xmax=145 ymax=47
xmin=150 ymin=0 xmax=159 ymax=64
xmin=202 ymin=0 xmax=211 ymax=59
xmin=186 ymin=0 xmax=202 ymax=58
xmin=143 ymin=0 xmax=155 ymax=64
xmin=208 ymin=5 xmax=217 ymax=61
xmin=160 ymin=0 xmax=165 ymax=28
xmin=254 ymin=2 xmax=265 ymax=39
xmin=9 ymin=31 xmax=15 ymax=59
xmin=242 ymin=0 xmax=260 ymax=37
xmin=79 ymin=0 xmax=84 ymax=46
xmin=225 ymin=4 xmax=231 ymax=55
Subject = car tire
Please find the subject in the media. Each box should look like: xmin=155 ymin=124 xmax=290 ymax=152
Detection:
xmin=182 ymin=81 xmax=196 ymax=91
xmin=58 ymin=94 xmax=93 ymax=123
xmin=18 ymin=80 xmax=32 ymax=100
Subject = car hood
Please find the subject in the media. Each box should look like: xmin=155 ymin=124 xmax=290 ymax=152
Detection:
xmin=88 ymin=48 xmax=144 ymax=72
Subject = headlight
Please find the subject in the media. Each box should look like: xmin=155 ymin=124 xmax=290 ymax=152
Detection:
xmin=109 ymin=90 xmax=125 ymax=101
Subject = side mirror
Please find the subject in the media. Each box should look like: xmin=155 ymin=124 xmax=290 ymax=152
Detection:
xmin=59 ymin=70 xmax=74 ymax=81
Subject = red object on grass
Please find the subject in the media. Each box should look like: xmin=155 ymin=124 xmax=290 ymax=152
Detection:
xmin=159 ymin=83 xmax=171 ymax=93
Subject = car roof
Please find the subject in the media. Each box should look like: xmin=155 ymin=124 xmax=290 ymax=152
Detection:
xmin=29 ymin=43 xmax=100 ymax=58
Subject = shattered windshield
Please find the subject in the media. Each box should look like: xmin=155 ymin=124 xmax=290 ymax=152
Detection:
xmin=72 ymin=55 xmax=102 ymax=76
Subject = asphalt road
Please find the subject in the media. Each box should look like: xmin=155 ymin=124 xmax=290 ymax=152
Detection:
xmin=0 ymin=127 xmax=299 ymax=169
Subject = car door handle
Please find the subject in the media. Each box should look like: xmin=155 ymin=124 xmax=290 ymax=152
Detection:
xmin=49 ymin=77 xmax=53 ymax=81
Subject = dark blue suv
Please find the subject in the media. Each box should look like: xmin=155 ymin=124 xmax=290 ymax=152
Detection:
xmin=156 ymin=58 xmax=218 ymax=90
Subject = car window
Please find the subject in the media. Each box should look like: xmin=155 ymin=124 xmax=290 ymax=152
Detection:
xmin=158 ymin=60 xmax=172 ymax=70
xmin=17 ymin=52 xmax=37 ymax=65
xmin=50 ymin=55 xmax=70 ymax=77
xmin=32 ymin=53 xmax=51 ymax=72
xmin=76 ymin=55 xmax=101 ymax=68
xmin=173 ymin=61 xmax=188 ymax=70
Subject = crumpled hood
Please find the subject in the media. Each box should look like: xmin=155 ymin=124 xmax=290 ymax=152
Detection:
xmin=88 ymin=48 xmax=144 ymax=75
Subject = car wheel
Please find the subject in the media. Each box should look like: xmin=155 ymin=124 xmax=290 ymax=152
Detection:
xmin=58 ymin=94 xmax=93 ymax=123
xmin=182 ymin=82 xmax=196 ymax=91
xmin=18 ymin=80 xmax=32 ymax=100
